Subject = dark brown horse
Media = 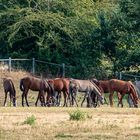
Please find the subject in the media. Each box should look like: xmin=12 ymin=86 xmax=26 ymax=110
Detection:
xmin=3 ymin=77 xmax=17 ymax=107
xmin=108 ymin=79 xmax=139 ymax=107
xmin=47 ymin=78 xmax=70 ymax=107
xmin=20 ymin=76 xmax=54 ymax=107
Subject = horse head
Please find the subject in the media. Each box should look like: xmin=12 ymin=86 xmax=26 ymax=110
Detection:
xmin=128 ymin=81 xmax=139 ymax=107
xmin=69 ymin=80 xmax=78 ymax=94
xmin=90 ymin=80 xmax=104 ymax=105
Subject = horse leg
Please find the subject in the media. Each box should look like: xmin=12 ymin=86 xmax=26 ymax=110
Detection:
xmin=63 ymin=92 xmax=68 ymax=107
xmin=73 ymin=92 xmax=78 ymax=107
xmin=117 ymin=92 xmax=123 ymax=107
xmin=118 ymin=93 xmax=124 ymax=108
xmin=104 ymin=97 xmax=108 ymax=105
xmin=127 ymin=94 xmax=134 ymax=107
xmin=22 ymin=92 xmax=25 ymax=107
xmin=87 ymin=92 xmax=92 ymax=107
xmin=42 ymin=93 xmax=46 ymax=107
xmin=86 ymin=95 xmax=90 ymax=107
xmin=57 ymin=92 xmax=61 ymax=106
xmin=13 ymin=97 xmax=16 ymax=107
xmin=24 ymin=89 xmax=29 ymax=107
xmin=35 ymin=91 xmax=41 ymax=106
xmin=9 ymin=93 xmax=12 ymax=107
xmin=109 ymin=92 xmax=114 ymax=107
xmin=81 ymin=93 xmax=87 ymax=107
xmin=3 ymin=90 xmax=8 ymax=107
xmin=130 ymin=93 xmax=138 ymax=108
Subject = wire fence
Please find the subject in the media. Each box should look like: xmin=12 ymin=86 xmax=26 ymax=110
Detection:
xmin=0 ymin=57 xmax=76 ymax=78
xmin=0 ymin=57 xmax=140 ymax=80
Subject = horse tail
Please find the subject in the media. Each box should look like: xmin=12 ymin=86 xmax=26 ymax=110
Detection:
xmin=9 ymin=79 xmax=16 ymax=95
xmin=20 ymin=79 xmax=24 ymax=92
xmin=48 ymin=81 xmax=55 ymax=97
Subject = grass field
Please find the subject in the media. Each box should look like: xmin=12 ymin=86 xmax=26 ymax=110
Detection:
xmin=0 ymin=107 xmax=140 ymax=140
xmin=0 ymin=71 xmax=140 ymax=140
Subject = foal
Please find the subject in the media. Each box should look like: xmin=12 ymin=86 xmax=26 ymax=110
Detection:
xmin=3 ymin=77 xmax=17 ymax=106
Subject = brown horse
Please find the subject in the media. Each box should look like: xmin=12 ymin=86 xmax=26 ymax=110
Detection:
xmin=3 ymin=77 xmax=17 ymax=107
xmin=47 ymin=78 xmax=70 ymax=107
xmin=92 ymin=79 xmax=122 ymax=106
xmin=108 ymin=79 xmax=139 ymax=107
xmin=20 ymin=76 xmax=54 ymax=107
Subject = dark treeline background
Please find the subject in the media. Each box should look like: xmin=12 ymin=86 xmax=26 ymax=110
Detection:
xmin=0 ymin=0 xmax=139 ymax=79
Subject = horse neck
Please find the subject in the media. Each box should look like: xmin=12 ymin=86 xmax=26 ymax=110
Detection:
xmin=130 ymin=84 xmax=139 ymax=101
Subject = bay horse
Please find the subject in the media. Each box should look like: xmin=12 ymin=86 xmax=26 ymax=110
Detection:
xmin=69 ymin=79 xmax=104 ymax=107
xmin=3 ymin=77 xmax=17 ymax=107
xmin=108 ymin=79 xmax=139 ymax=107
xmin=20 ymin=76 xmax=54 ymax=107
xmin=47 ymin=78 xmax=70 ymax=107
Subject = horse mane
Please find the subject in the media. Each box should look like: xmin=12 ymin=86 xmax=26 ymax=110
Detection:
xmin=90 ymin=80 xmax=102 ymax=95
xmin=128 ymin=81 xmax=139 ymax=102
xmin=90 ymin=80 xmax=103 ymax=94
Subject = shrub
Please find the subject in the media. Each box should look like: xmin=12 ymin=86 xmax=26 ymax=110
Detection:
xmin=69 ymin=109 xmax=86 ymax=121
xmin=23 ymin=115 xmax=36 ymax=125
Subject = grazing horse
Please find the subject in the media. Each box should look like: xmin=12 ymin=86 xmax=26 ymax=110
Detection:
xmin=69 ymin=79 xmax=104 ymax=107
xmin=127 ymin=81 xmax=140 ymax=107
xmin=108 ymin=79 xmax=139 ymax=107
xmin=91 ymin=79 xmax=110 ymax=105
xmin=47 ymin=78 xmax=70 ymax=107
xmin=20 ymin=76 xmax=54 ymax=107
xmin=3 ymin=77 xmax=17 ymax=107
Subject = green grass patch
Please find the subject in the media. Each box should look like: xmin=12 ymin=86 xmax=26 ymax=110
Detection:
xmin=134 ymin=126 xmax=140 ymax=130
xmin=69 ymin=109 xmax=87 ymax=121
xmin=23 ymin=115 xmax=36 ymax=125
xmin=55 ymin=133 xmax=73 ymax=139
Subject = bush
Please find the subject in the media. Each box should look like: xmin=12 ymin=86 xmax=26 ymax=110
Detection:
xmin=23 ymin=115 xmax=36 ymax=125
xmin=69 ymin=110 xmax=86 ymax=121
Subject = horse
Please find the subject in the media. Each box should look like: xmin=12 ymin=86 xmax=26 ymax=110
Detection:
xmin=108 ymin=79 xmax=139 ymax=107
xmin=47 ymin=78 xmax=70 ymax=107
xmin=69 ymin=79 xmax=104 ymax=107
xmin=3 ymin=77 xmax=17 ymax=107
xmin=127 ymin=81 xmax=140 ymax=107
xmin=91 ymin=79 xmax=110 ymax=105
xmin=20 ymin=76 xmax=54 ymax=107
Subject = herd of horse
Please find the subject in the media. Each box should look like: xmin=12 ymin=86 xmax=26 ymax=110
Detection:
xmin=2 ymin=76 xmax=140 ymax=108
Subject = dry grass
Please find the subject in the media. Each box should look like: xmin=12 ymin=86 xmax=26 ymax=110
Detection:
xmin=0 ymin=107 xmax=140 ymax=140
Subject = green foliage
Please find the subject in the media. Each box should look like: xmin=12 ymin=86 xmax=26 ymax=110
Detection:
xmin=0 ymin=0 xmax=139 ymax=78
xmin=23 ymin=115 xmax=36 ymax=125
xmin=69 ymin=109 xmax=87 ymax=121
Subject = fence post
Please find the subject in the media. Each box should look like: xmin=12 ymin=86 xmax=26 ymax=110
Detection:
xmin=62 ymin=63 xmax=65 ymax=77
xmin=8 ymin=57 xmax=11 ymax=72
xmin=119 ymin=72 xmax=122 ymax=80
xmin=32 ymin=58 xmax=35 ymax=74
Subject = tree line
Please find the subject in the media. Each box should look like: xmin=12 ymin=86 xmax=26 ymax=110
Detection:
xmin=0 ymin=0 xmax=139 ymax=79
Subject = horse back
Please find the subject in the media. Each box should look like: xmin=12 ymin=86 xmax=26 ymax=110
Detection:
xmin=52 ymin=78 xmax=64 ymax=91
xmin=21 ymin=76 xmax=41 ymax=91
xmin=109 ymin=79 xmax=130 ymax=93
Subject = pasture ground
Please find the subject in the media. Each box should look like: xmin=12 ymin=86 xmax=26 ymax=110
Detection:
xmin=0 ymin=71 xmax=140 ymax=140
xmin=0 ymin=107 xmax=140 ymax=140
